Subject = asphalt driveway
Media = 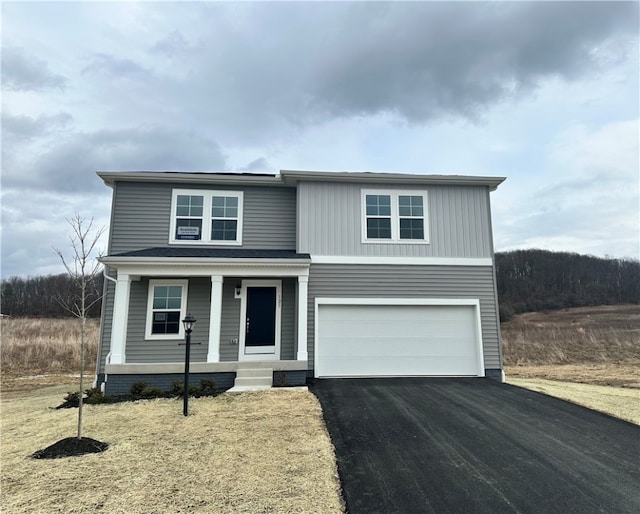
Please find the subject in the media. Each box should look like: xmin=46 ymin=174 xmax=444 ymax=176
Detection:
xmin=310 ymin=378 xmax=639 ymax=514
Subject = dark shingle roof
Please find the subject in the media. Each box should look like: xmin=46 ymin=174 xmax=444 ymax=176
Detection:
xmin=110 ymin=247 xmax=310 ymax=260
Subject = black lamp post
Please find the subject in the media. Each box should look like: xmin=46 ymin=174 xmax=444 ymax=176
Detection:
xmin=181 ymin=313 xmax=196 ymax=416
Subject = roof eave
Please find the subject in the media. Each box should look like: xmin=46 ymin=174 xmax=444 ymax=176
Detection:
xmin=96 ymin=171 xmax=285 ymax=187
xmin=280 ymin=170 xmax=506 ymax=190
xmin=96 ymin=170 xmax=506 ymax=191
xmin=99 ymin=256 xmax=311 ymax=267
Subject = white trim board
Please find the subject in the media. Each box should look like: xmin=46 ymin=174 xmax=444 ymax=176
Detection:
xmin=107 ymin=263 xmax=310 ymax=278
xmin=311 ymin=256 xmax=492 ymax=266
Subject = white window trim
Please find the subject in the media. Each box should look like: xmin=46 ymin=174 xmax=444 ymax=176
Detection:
xmin=169 ymin=189 xmax=243 ymax=246
xmin=145 ymin=279 xmax=189 ymax=340
xmin=361 ymin=189 xmax=429 ymax=244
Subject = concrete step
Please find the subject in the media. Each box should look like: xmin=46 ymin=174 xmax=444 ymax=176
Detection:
xmin=234 ymin=376 xmax=273 ymax=387
xmin=229 ymin=366 xmax=274 ymax=392
xmin=227 ymin=385 xmax=272 ymax=392
xmin=236 ymin=368 xmax=272 ymax=379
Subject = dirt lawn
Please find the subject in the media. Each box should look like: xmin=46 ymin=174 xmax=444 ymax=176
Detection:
xmin=1 ymin=384 xmax=344 ymax=514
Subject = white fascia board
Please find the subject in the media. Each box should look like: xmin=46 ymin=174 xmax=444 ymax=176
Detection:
xmin=102 ymin=261 xmax=310 ymax=278
xmin=99 ymin=256 xmax=310 ymax=266
xmin=311 ymin=255 xmax=493 ymax=266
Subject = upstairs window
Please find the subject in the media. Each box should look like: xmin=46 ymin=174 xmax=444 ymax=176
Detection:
xmin=175 ymin=194 xmax=204 ymax=241
xmin=170 ymin=189 xmax=243 ymax=245
xmin=362 ymin=190 xmax=429 ymax=243
xmin=146 ymin=280 xmax=188 ymax=339
xmin=211 ymin=195 xmax=239 ymax=241
xmin=365 ymin=194 xmax=392 ymax=239
xmin=398 ymin=195 xmax=424 ymax=240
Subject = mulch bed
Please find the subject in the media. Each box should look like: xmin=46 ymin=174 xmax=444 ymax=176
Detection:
xmin=31 ymin=437 xmax=109 ymax=459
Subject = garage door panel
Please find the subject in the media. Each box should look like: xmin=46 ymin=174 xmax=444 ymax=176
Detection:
xmin=319 ymin=336 xmax=475 ymax=357
xmin=317 ymin=355 xmax=479 ymax=377
xmin=320 ymin=320 xmax=474 ymax=339
xmin=316 ymin=303 xmax=481 ymax=377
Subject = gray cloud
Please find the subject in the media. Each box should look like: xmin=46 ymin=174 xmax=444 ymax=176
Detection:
xmin=82 ymin=53 xmax=149 ymax=79
xmin=240 ymin=157 xmax=271 ymax=172
xmin=1 ymin=46 xmax=67 ymax=91
xmin=159 ymin=1 xmax=638 ymax=138
xmin=4 ymin=126 xmax=227 ymax=193
xmin=1 ymin=1 xmax=637 ymax=277
xmin=1 ymin=188 xmax=111 ymax=278
xmin=150 ymin=30 xmax=192 ymax=57
xmin=2 ymin=112 xmax=73 ymax=141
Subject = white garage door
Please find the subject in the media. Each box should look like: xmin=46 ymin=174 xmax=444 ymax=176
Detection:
xmin=315 ymin=302 xmax=483 ymax=377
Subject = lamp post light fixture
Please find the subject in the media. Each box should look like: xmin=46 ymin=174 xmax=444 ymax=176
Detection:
xmin=181 ymin=313 xmax=197 ymax=416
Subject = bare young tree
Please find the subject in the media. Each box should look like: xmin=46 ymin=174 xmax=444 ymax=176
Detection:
xmin=53 ymin=213 xmax=106 ymax=439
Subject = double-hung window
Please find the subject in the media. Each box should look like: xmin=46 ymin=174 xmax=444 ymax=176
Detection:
xmin=175 ymin=194 xmax=204 ymax=241
xmin=211 ymin=195 xmax=239 ymax=241
xmin=145 ymin=280 xmax=188 ymax=339
xmin=362 ymin=190 xmax=428 ymax=243
xmin=170 ymin=189 xmax=243 ymax=245
xmin=365 ymin=194 xmax=392 ymax=239
xmin=398 ymin=195 xmax=425 ymax=240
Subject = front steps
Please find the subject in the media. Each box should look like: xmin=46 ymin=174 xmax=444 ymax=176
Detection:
xmin=228 ymin=364 xmax=273 ymax=392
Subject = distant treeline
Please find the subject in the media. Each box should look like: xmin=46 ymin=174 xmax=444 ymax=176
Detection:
xmin=1 ymin=249 xmax=638 ymax=319
xmin=1 ymin=273 xmax=103 ymax=318
xmin=496 ymin=249 xmax=639 ymax=321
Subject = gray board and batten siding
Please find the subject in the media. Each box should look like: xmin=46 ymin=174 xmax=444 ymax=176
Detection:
xmin=108 ymin=181 xmax=297 ymax=255
xmin=306 ymin=264 xmax=502 ymax=371
xmin=297 ymin=181 xmax=493 ymax=257
xmin=97 ymin=276 xmax=298 ymax=373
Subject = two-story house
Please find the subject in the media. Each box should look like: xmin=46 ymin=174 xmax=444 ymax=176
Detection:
xmin=95 ymin=170 xmax=505 ymax=395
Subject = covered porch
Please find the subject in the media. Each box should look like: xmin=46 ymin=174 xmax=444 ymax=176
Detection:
xmin=97 ymin=248 xmax=311 ymax=394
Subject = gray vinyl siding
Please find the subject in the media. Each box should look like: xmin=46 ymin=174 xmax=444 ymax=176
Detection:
xmin=280 ymin=279 xmax=296 ymax=360
xmin=297 ymin=182 xmax=492 ymax=257
xmin=100 ymin=276 xmax=298 ymax=365
xmin=307 ymin=264 xmax=501 ymax=370
xmin=98 ymin=277 xmax=115 ymax=374
xmin=125 ymin=277 xmax=210 ymax=363
xmin=220 ymin=279 xmax=241 ymax=361
xmin=109 ymin=181 xmax=296 ymax=254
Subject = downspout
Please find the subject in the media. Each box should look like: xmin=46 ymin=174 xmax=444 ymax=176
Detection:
xmin=96 ymin=267 xmax=118 ymax=392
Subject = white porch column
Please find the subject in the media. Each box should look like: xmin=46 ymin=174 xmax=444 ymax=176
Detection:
xmin=297 ymin=275 xmax=309 ymax=361
xmin=207 ymin=275 xmax=224 ymax=362
xmin=110 ymin=273 xmax=131 ymax=364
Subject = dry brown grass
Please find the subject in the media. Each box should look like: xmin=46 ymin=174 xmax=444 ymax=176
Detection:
xmin=502 ymin=304 xmax=640 ymax=366
xmin=1 ymin=385 xmax=344 ymax=514
xmin=507 ymin=378 xmax=640 ymax=425
xmin=1 ymin=318 xmax=99 ymax=389
xmin=502 ymin=305 xmax=640 ymax=423
xmin=502 ymin=305 xmax=640 ymax=388
xmin=505 ymin=363 xmax=640 ymax=388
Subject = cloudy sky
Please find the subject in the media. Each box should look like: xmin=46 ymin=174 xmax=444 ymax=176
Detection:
xmin=2 ymin=1 xmax=638 ymax=278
